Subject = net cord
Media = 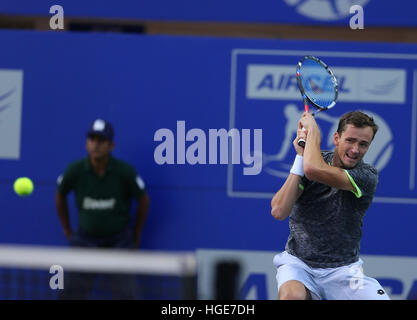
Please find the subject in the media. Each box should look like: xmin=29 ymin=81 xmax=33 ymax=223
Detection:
xmin=0 ymin=245 xmax=196 ymax=276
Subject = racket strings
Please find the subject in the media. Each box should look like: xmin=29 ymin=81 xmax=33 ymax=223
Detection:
xmin=298 ymin=59 xmax=336 ymax=109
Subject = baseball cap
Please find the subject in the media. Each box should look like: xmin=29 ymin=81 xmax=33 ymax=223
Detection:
xmin=87 ymin=119 xmax=114 ymax=141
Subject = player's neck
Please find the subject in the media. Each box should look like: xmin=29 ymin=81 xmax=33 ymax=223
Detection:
xmin=332 ymin=151 xmax=356 ymax=170
xmin=331 ymin=152 xmax=343 ymax=168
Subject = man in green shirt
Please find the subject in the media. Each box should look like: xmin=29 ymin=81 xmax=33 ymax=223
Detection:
xmin=55 ymin=118 xmax=150 ymax=299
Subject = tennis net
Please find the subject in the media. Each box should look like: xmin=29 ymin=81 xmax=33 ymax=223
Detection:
xmin=0 ymin=244 xmax=197 ymax=300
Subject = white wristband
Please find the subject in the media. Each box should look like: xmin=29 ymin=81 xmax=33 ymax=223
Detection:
xmin=290 ymin=155 xmax=304 ymax=177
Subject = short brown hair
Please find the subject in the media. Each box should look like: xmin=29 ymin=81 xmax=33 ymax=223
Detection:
xmin=337 ymin=111 xmax=378 ymax=140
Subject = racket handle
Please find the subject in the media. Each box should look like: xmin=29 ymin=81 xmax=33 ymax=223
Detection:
xmin=297 ymin=100 xmax=309 ymax=147
xmin=297 ymin=126 xmax=307 ymax=148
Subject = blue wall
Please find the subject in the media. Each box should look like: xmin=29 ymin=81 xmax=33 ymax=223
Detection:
xmin=0 ymin=30 xmax=416 ymax=258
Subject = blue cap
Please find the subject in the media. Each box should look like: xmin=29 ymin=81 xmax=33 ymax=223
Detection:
xmin=87 ymin=119 xmax=114 ymax=141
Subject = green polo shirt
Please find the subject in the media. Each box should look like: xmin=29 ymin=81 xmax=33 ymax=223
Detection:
xmin=57 ymin=156 xmax=146 ymax=237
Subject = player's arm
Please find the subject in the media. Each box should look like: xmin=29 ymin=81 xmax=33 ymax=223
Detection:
xmin=55 ymin=169 xmax=76 ymax=240
xmin=55 ymin=190 xmax=72 ymax=239
xmin=271 ymin=175 xmax=303 ymax=221
xmin=300 ymin=113 xmax=355 ymax=192
xmin=128 ymin=172 xmax=150 ymax=249
xmin=133 ymin=192 xmax=150 ymax=248
xmin=271 ymin=127 xmax=306 ymax=221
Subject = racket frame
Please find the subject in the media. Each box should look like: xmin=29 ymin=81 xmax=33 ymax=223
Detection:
xmin=295 ymin=55 xmax=338 ymax=147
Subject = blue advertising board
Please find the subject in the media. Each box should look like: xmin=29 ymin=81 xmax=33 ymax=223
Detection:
xmin=230 ymin=49 xmax=417 ymax=204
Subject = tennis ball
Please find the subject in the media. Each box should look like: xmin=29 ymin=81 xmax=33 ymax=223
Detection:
xmin=13 ymin=177 xmax=34 ymax=196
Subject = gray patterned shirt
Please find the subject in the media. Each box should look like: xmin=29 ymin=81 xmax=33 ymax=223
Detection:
xmin=285 ymin=151 xmax=378 ymax=268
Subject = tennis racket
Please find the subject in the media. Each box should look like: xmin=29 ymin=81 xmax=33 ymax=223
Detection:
xmin=296 ymin=56 xmax=338 ymax=147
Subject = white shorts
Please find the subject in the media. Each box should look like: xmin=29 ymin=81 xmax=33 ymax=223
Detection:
xmin=273 ymin=251 xmax=390 ymax=300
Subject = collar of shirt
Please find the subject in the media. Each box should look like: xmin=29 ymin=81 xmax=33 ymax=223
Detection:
xmin=83 ymin=156 xmax=115 ymax=175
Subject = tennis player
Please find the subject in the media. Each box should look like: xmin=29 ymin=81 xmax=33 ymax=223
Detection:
xmin=271 ymin=111 xmax=390 ymax=300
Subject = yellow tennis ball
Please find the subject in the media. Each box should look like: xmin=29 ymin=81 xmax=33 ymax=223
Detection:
xmin=13 ymin=177 xmax=34 ymax=196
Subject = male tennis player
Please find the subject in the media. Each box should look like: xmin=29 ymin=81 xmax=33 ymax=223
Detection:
xmin=271 ymin=111 xmax=390 ymax=300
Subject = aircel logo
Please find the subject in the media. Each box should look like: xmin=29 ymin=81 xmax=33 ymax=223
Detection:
xmin=247 ymin=64 xmax=406 ymax=104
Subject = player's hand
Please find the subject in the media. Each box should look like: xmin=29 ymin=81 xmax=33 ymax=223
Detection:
xmin=293 ymin=123 xmax=307 ymax=155
xmin=300 ymin=112 xmax=319 ymax=132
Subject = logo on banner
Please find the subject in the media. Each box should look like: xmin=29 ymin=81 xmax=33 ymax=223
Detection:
xmin=231 ymin=50 xmax=417 ymax=201
xmin=0 ymin=69 xmax=24 ymax=159
xmin=284 ymin=0 xmax=371 ymax=21
xmin=247 ymin=65 xmax=406 ymax=103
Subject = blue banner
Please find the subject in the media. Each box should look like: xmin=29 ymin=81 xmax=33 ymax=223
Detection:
xmin=230 ymin=49 xmax=417 ymax=202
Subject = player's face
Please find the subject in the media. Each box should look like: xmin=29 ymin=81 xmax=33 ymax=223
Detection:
xmin=86 ymin=134 xmax=114 ymax=160
xmin=333 ymin=124 xmax=373 ymax=169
